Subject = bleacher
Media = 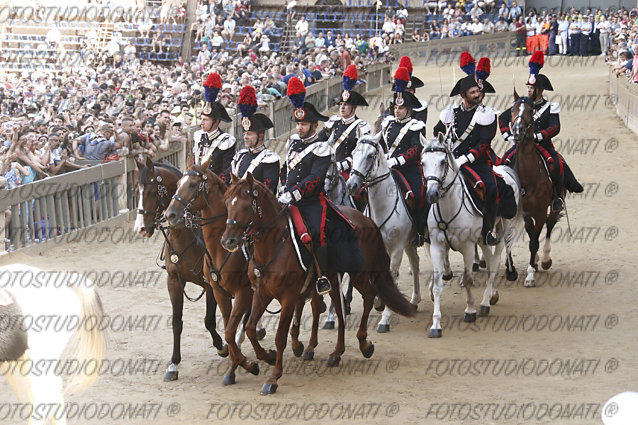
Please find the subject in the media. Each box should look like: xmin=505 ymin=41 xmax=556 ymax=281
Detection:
xmin=0 ymin=11 xmax=185 ymax=71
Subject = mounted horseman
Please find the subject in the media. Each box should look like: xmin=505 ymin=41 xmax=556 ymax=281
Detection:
xmin=433 ymin=53 xmax=515 ymax=246
xmin=399 ymin=56 xmax=428 ymax=127
xmin=192 ymin=72 xmax=235 ymax=183
xmin=278 ymin=77 xmax=362 ymax=296
xmin=231 ymin=85 xmax=280 ymax=194
xmin=378 ymin=66 xmax=428 ymax=247
xmin=318 ymin=64 xmax=371 ymax=180
xmin=498 ymin=51 xmax=583 ymax=212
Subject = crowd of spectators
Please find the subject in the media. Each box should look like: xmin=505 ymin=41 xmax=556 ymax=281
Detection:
xmin=604 ymin=9 xmax=638 ymax=83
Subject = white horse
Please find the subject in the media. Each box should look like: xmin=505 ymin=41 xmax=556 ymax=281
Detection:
xmin=346 ymin=132 xmax=451 ymax=333
xmin=421 ymin=134 xmax=522 ymax=337
xmin=0 ymin=263 xmax=107 ymax=425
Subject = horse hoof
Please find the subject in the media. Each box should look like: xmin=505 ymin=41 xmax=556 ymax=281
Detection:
xmin=327 ymin=356 xmax=341 ymax=367
xmin=217 ymin=345 xmax=229 ymax=358
xmin=524 ymin=280 xmax=535 ymax=288
xmin=428 ymin=329 xmax=442 ymax=338
xmin=377 ymin=324 xmax=390 ymax=333
xmin=302 ymin=351 xmax=314 ymax=361
xmin=479 ymin=260 xmax=486 ymax=268
xmin=442 ymin=272 xmax=453 ymax=281
xmin=322 ymin=321 xmax=335 ymax=330
xmin=489 ymin=291 xmax=499 ymax=305
xmin=362 ymin=344 xmax=375 ymax=359
xmin=222 ymin=373 xmax=236 ymax=386
xmin=505 ymin=269 xmax=518 ymax=282
xmin=260 ymin=383 xmax=278 ymax=395
xmin=292 ymin=342 xmax=304 ymax=358
xmin=163 ymin=370 xmax=178 ymax=382
xmin=256 ymin=328 xmax=267 ymax=341
xmin=250 ymin=363 xmax=260 ymax=376
xmin=472 ymin=263 xmax=479 ymax=272
xmin=541 ymin=259 xmax=552 ymax=270
xmin=479 ymin=305 xmax=490 ymax=316
xmin=345 ymin=303 xmax=351 ymax=315
xmin=533 ymin=263 xmax=538 ymax=271
xmin=318 ymin=299 xmax=327 ymax=314
xmin=463 ymin=312 xmax=476 ymax=323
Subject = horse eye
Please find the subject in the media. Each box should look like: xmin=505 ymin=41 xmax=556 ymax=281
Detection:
xmin=440 ymin=159 xmax=446 ymax=166
xmin=188 ymin=182 xmax=197 ymax=188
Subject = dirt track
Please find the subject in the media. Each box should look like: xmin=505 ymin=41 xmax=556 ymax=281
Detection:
xmin=1 ymin=58 xmax=636 ymax=425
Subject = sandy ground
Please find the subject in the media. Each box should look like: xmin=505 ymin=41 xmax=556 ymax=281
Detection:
xmin=1 ymin=58 xmax=637 ymax=425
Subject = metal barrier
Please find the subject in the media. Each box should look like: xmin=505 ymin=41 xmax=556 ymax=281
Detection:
xmin=608 ymin=68 xmax=638 ymax=135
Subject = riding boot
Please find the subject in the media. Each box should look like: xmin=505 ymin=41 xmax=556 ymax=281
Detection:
xmin=550 ymin=166 xmax=566 ymax=212
xmin=481 ymin=200 xmax=499 ymax=246
xmin=314 ymin=244 xmax=331 ymax=295
xmin=562 ymin=161 xmax=584 ymax=193
xmin=410 ymin=206 xmax=429 ymax=246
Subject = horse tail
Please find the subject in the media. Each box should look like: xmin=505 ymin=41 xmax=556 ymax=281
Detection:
xmin=64 ymin=284 xmax=107 ymax=395
xmin=370 ymin=230 xmax=416 ymax=318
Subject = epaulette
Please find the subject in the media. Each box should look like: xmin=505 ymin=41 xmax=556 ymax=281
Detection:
xmin=439 ymin=105 xmax=454 ymax=125
xmin=550 ymin=102 xmax=560 ymax=114
xmin=324 ymin=115 xmax=340 ymax=129
xmin=380 ymin=115 xmax=395 ymax=129
xmin=313 ymin=142 xmax=332 ymax=157
xmin=261 ymin=150 xmax=280 ymax=163
xmin=475 ymin=105 xmax=496 ymax=126
xmin=409 ymin=119 xmax=425 ymax=131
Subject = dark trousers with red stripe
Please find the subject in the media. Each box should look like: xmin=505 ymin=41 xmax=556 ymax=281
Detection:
xmin=295 ymin=195 xmax=328 ymax=247
xmin=460 ymin=161 xmax=499 ymax=235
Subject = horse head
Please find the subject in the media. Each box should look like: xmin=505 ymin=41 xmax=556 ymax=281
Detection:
xmin=510 ymin=89 xmax=535 ymax=144
xmin=165 ymin=159 xmax=224 ymax=228
xmin=221 ymin=173 xmax=280 ymax=252
xmin=422 ymin=132 xmax=456 ymax=204
xmin=347 ymin=131 xmax=384 ymax=196
xmin=134 ymin=156 xmax=182 ymax=237
xmin=324 ymin=162 xmax=345 ymax=205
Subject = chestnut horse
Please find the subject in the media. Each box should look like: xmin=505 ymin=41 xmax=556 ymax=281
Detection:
xmin=165 ymin=164 xmax=260 ymax=387
xmin=220 ymin=173 xmax=416 ymax=395
xmin=509 ymin=92 xmax=563 ymax=286
xmin=133 ymin=158 xmax=227 ymax=381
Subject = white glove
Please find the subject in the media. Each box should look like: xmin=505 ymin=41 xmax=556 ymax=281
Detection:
xmin=455 ymin=155 xmax=470 ymax=167
xmin=336 ymin=160 xmax=349 ymax=172
xmin=278 ymin=191 xmax=293 ymax=204
xmin=535 ymin=132 xmax=544 ymax=141
xmin=504 ymin=134 xmax=515 ymax=146
xmin=387 ymin=157 xmax=400 ymax=168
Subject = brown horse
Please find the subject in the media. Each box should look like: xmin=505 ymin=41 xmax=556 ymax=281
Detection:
xmin=165 ymin=163 xmax=260 ymax=386
xmin=220 ymin=173 xmax=416 ymax=395
xmin=509 ymin=92 xmax=563 ymax=287
xmin=133 ymin=158 xmax=227 ymax=381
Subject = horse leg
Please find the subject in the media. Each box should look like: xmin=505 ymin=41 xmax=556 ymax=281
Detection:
xmin=203 ymin=284 xmax=227 ymax=356
xmin=472 ymin=244 xmax=480 ymax=271
xmin=246 ymin=291 xmax=276 ymax=366
xmin=525 ymin=215 xmax=544 ymax=287
xmin=377 ymin=247 xmax=402 ymax=333
xmin=504 ymin=222 xmax=519 ymax=281
xmin=323 ymin=301 xmax=336 ymax=329
xmin=460 ymin=243 xmax=477 ymax=322
xmin=28 ymin=356 xmax=67 ymax=425
xmin=478 ymin=240 xmax=504 ymax=316
xmin=355 ymin=274 xmax=375 ymax=358
xmin=405 ymin=246 xmax=421 ymax=308
xmin=260 ymin=293 xmax=297 ymax=395
xmin=428 ymin=243 xmax=446 ymax=338
xmin=303 ymin=290 xmax=322 ymax=361
xmin=289 ymin=297 xmax=305 ymax=358
xmin=164 ymin=273 xmax=184 ymax=381
xmin=344 ymin=273 xmax=353 ymax=315
xmin=541 ymin=211 xmax=560 ymax=270
xmin=327 ymin=273 xmax=345 ymax=366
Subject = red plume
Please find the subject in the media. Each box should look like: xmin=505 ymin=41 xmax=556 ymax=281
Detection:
xmin=398 ymin=56 xmax=413 ymax=74
xmin=393 ymin=66 xmax=410 ymax=82
xmin=529 ymin=51 xmax=544 ymax=67
xmin=204 ymin=72 xmax=222 ymax=89
xmin=343 ymin=64 xmax=358 ymax=80
xmin=459 ymin=52 xmax=475 ymax=69
xmin=476 ymin=57 xmax=491 ymax=74
xmin=286 ymin=76 xmax=306 ymax=96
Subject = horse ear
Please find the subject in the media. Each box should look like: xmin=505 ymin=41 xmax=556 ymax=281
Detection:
xmin=200 ymin=157 xmax=211 ymax=171
xmin=145 ymin=156 xmax=154 ymax=172
xmin=437 ymin=132 xmax=445 ymax=145
xmin=513 ymin=89 xmax=520 ymax=100
xmin=135 ymin=157 xmax=145 ymax=170
xmin=230 ymin=172 xmax=239 ymax=184
xmin=246 ymin=172 xmax=254 ymax=187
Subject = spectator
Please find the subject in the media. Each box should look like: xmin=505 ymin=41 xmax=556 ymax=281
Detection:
xmin=295 ymin=16 xmax=309 ymax=37
xmin=495 ymin=17 xmax=508 ymax=32
xmin=77 ymin=124 xmax=121 ymax=161
xmin=508 ymin=1 xmax=522 ymax=21
xmin=221 ymin=15 xmax=236 ymax=41
xmin=598 ymin=15 xmax=611 ymax=56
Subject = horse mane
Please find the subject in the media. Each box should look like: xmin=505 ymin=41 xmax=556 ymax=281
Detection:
xmin=140 ymin=161 xmax=182 ymax=183
xmin=190 ymin=164 xmax=227 ymax=194
xmin=224 ymin=177 xmax=279 ymax=210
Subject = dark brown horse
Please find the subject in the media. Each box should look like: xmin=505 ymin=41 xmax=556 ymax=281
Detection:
xmin=509 ymin=92 xmax=563 ymax=287
xmin=165 ymin=163 xmax=262 ymax=387
xmin=133 ymin=158 xmax=227 ymax=381
xmin=220 ymin=173 xmax=416 ymax=395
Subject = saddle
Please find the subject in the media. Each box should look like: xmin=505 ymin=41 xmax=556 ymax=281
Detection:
xmin=459 ymin=166 xmax=517 ymax=220
xmin=391 ymin=169 xmax=418 ymax=219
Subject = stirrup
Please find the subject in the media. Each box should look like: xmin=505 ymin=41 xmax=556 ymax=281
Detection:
xmin=483 ymin=231 xmax=500 ymax=246
xmin=316 ymin=276 xmax=331 ymax=296
xmin=551 ymin=197 xmax=564 ymax=212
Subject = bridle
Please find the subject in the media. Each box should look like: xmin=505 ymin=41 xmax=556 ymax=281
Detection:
xmin=423 ymin=141 xmax=458 ymax=198
xmin=138 ymin=170 xmax=170 ymax=228
xmin=350 ymin=138 xmax=391 ymax=188
xmin=510 ymin=97 xmax=534 ymax=142
xmin=171 ymin=170 xmax=225 ymax=229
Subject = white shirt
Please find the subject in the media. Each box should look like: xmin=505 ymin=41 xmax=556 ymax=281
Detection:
xmin=580 ymin=21 xmax=592 ymax=35
xmin=295 ymin=19 xmax=309 ymax=36
xmin=597 ymin=21 xmax=610 ymax=33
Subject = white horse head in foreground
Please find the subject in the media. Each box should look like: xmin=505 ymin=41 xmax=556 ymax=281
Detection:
xmin=0 ymin=263 xmax=107 ymax=425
